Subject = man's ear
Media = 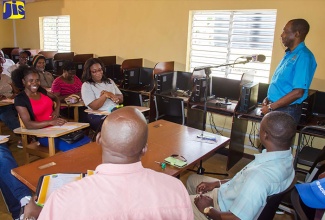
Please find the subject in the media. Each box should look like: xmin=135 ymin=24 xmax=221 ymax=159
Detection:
xmin=96 ymin=132 xmax=102 ymax=145
xmin=141 ymin=143 xmax=148 ymax=156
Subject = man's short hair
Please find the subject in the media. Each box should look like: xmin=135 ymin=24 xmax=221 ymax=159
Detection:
xmin=289 ymin=18 xmax=310 ymax=40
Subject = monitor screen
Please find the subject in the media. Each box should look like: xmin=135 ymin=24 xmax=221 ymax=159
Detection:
xmin=155 ymin=72 xmax=174 ymax=94
xmin=139 ymin=67 xmax=153 ymax=86
xmin=176 ymin=71 xmax=193 ymax=91
xmin=124 ymin=68 xmax=140 ymax=86
xmin=257 ymin=83 xmax=269 ymax=104
xmin=105 ymin=64 xmax=122 ymax=83
xmin=312 ymin=91 xmax=325 ymax=117
xmin=211 ymin=76 xmax=241 ymax=101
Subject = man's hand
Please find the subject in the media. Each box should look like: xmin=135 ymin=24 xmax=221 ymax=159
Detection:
xmin=194 ymin=195 xmax=214 ymax=213
xmin=24 ymin=196 xmax=42 ymax=219
xmin=196 ymin=181 xmax=218 ymax=194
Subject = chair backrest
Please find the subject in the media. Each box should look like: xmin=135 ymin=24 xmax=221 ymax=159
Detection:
xmin=291 ymin=188 xmax=316 ymax=220
xmin=257 ymin=176 xmax=297 ymax=220
xmin=154 ymin=94 xmax=185 ymax=125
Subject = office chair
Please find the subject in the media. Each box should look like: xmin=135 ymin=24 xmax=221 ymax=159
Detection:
xmin=257 ymin=176 xmax=297 ymax=220
xmin=294 ymin=126 xmax=325 ymax=171
xmin=153 ymin=94 xmax=185 ymax=125
xmin=291 ymin=188 xmax=316 ymax=220
xmin=122 ymin=90 xmax=143 ymax=106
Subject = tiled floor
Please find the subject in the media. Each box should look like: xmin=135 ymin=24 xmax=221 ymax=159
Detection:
xmin=0 ymin=126 xmax=294 ymax=220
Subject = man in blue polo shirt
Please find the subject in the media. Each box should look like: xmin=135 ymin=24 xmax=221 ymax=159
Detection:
xmin=261 ymin=18 xmax=317 ymax=124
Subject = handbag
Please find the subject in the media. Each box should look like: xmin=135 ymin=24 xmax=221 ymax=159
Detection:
xmin=59 ymin=130 xmax=85 ymax=144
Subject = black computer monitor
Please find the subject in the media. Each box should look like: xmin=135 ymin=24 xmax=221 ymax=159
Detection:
xmin=124 ymin=68 xmax=140 ymax=87
xmin=312 ymin=91 xmax=325 ymax=117
xmin=105 ymin=64 xmax=122 ymax=84
xmin=139 ymin=67 xmax=153 ymax=86
xmin=211 ymin=76 xmax=241 ymax=101
xmin=155 ymin=72 xmax=174 ymax=94
xmin=257 ymin=83 xmax=269 ymax=104
xmin=175 ymin=71 xmax=193 ymax=91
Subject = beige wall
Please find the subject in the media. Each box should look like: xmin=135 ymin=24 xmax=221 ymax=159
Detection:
xmin=1 ymin=0 xmax=323 ymax=90
xmin=0 ymin=19 xmax=14 ymax=47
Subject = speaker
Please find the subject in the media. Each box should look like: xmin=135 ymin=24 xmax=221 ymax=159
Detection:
xmin=191 ymin=78 xmax=207 ymax=102
xmin=238 ymin=82 xmax=258 ymax=113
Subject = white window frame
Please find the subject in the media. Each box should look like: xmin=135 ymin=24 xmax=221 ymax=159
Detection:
xmin=187 ymin=10 xmax=277 ymax=83
xmin=39 ymin=15 xmax=71 ymax=52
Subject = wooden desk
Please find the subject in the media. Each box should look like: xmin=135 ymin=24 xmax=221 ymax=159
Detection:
xmin=13 ymin=122 xmax=89 ymax=157
xmin=85 ymin=106 xmax=150 ymax=115
xmin=61 ymin=101 xmax=85 ymax=122
xmin=12 ymin=120 xmax=230 ymax=191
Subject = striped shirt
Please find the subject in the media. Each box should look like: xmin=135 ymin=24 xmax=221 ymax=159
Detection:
xmin=51 ymin=75 xmax=82 ymax=97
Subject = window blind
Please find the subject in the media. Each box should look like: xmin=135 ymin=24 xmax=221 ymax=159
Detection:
xmin=189 ymin=10 xmax=277 ymax=83
xmin=41 ymin=16 xmax=70 ymax=52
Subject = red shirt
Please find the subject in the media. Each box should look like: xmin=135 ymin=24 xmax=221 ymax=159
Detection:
xmin=29 ymin=93 xmax=53 ymax=122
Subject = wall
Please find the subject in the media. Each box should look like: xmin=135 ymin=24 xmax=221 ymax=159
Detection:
xmin=0 ymin=0 xmax=322 ymax=91
xmin=0 ymin=19 xmax=14 ymax=47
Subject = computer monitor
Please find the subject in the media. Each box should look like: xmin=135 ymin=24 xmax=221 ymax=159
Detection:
xmin=139 ymin=67 xmax=153 ymax=86
xmin=312 ymin=91 xmax=325 ymax=117
xmin=124 ymin=68 xmax=140 ymax=88
xmin=175 ymin=71 xmax=193 ymax=91
xmin=257 ymin=83 xmax=269 ymax=104
xmin=155 ymin=72 xmax=174 ymax=95
xmin=211 ymin=76 xmax=241 ymax=101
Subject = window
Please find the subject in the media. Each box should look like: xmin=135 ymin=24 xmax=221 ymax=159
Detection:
xmin=188 ymin=10 xmax=277 ymax=83
xmin=40 ymin=15 xmax=71 ymax=52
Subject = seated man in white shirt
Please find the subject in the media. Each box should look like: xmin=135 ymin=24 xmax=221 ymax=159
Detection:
xmin=0 ymin=50 xmax=15 ymax=76
xmin=7 ymin=50 xmax=30 ymax=74
xmin=187 ymin=111 xmax=296 ymax=220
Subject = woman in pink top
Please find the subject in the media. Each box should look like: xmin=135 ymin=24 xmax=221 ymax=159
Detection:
xmin=51 ymin=61 xmax=88 ymax=122
xmin=12 ymin=66 xmax=90 ymax=151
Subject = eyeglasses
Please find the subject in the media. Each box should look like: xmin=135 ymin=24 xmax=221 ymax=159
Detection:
xmin=90 ymin=68 xmax=103 ymax=74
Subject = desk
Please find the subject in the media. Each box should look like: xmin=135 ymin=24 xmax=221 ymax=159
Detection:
xmin=13 ymin=122 xmax=89 ymax=157
xmin=61 ymin=101 xmax=85 ymax=122
xmin=85 ymin=106 xmax=150 ymax=115
xmin=12 ymin=120 xmax=230 ymax=191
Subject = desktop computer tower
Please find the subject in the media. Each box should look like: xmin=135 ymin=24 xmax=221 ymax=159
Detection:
xmin=238 ymin=82 xmax=258 ymax=113
xmin=191 ymin=78 xmax=207 ymax=103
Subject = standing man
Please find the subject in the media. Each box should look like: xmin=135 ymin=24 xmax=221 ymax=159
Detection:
xmin=261 ymin=19 xmax=317 ymax=124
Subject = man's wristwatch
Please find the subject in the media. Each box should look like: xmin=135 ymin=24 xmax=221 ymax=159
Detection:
xmin=204 ymin=206 xmax=214 ymax=216
xmin=268 ymin=104 xmax=273 ymax=112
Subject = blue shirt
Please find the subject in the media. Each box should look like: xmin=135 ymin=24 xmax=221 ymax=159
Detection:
xmin=268 ymin=42 xmax=317 ymax=104
xmin=217 ymin=149 xmax=294 ymax=220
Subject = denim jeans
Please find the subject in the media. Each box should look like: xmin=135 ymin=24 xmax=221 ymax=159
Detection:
xmin=275 ymin=104 xmax=302 ymax=124
xmin=88 ymin=114 xmax=107 ymax=132
xmin=0 ymin=144 xmax=31 ymax=219
xmin=0 ymin=105 xmax=20 ymax=131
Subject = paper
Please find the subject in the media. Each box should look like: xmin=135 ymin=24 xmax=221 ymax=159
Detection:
xmin=0 ymin=135 xmax=10 ymax=141
xmin=44 ymin=125 xmax=79 ymax=130
xmin=37 ymin=173 xmax=83 ymax=206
